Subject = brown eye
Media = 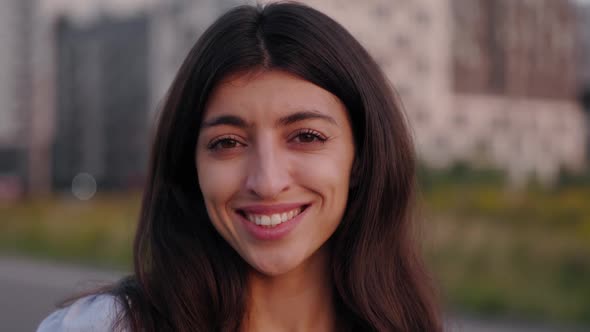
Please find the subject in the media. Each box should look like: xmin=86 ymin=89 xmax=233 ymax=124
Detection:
xmin=207 ymin=136 xmax=245 ymax=151
xmin=297 ymin=133 xmax=319 ymax=143
xmin=218 ymin=139 xmax=239 ymax=149
xmin=290 ymin=129 xmax=327 ymax=144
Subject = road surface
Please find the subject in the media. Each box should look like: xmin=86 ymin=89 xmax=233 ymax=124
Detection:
xmin=0 ymin=256 xmax=124 ymax=332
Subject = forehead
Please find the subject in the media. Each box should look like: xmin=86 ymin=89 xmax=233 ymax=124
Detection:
xmin=204 ymin=70 xmax=346 ymax=120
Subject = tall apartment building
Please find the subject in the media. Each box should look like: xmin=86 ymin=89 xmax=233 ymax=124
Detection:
xmin=297 ymin=0 xmax=586 ymax=184
xmin=450 ymin=0 xmax=583 ymax=184
xmin=574 ymin=0 xmax=590 ymax=158
xmin=53 ymin=14 xmax=150 ymax=190
xmin=148 ymin=0 xmax=240 ymax=112
xmin=0 ymin=0 xmax=35 ymax=198
xmin=38 ymin=0 xmax=235 ymax=193
xmin=26 ymin=0 xmax=586 ymax=196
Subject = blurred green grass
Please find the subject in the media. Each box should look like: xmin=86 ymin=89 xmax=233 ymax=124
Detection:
xmin=0 ymin=193 xmax=138 ymax=269
xmin=419 ymin=165 xmax=590 ymax=323
xmin=0 ymin=167 xmax=589 ymax=323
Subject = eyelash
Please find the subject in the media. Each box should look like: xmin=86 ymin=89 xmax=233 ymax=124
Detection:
xmin=207 ymin=135 xmax=244 ymax=151
xmin=206 ymin=129 xmax=328 ymax=151
xmin=289 ymin=129 xmax=328 ymax=144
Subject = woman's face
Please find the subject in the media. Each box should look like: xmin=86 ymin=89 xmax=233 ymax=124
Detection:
xmin=196 ymin=70 xmax=355 ymax=276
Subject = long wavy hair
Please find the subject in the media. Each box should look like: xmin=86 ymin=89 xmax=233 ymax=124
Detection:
xmin=109 ymin=2 xmax=441 ymax=331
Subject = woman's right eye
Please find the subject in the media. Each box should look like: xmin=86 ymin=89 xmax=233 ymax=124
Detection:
xmin=207 ymin=137 xmax=245 ymax=151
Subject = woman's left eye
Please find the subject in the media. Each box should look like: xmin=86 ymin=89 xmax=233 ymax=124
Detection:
xmin=290 ymin=129 xmax=327 ymax=144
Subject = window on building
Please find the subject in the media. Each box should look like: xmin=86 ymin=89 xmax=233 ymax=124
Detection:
xmin=413 ymin=106 xmax=430 ymax=125
xmin=393 ymin=34 xmax=411 ymax=50
xmin=371 ymin=3 xmax=392 ymax=20
xmin=415 ymin=9 xmax=430 ymax=27
xmin=435 ymin=135 xmax=449 ymax=149
xmin=454 ymin=112 xmax=467 ymax=127
xmin=415 ymin=58 xmax=429 ymax=75
xmin=492 ymin=114 xmax=509 ymax=131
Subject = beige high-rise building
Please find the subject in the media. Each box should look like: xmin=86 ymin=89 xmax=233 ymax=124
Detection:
xmin=295 ymin=0 xmax=586 ymax=184
xmin=299 ymin=0 xmax=453 ymax=165
xmin=148 ymin=0 xmax=242 ymax=114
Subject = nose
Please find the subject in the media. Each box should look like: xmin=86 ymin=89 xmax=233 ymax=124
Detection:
xmin=245 ymin=138 xmax=291 ymax=199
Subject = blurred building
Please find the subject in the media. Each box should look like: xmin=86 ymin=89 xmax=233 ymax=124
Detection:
xmin=450 ymin=0 xmax=583 ymax=184
xmin=299 ymin=0 xmax=586 ymax=184
xmin=5 ymin=0 xmax=586 ymax=198
xmin=50 ymin=0 xmax=238 ymax=191
xmin=53 ymin=15 xmax=149 ymax=190
xmin=0 ymin=0 xmax=35 ymax=199
xmin=50 ymin=0 xmax=239 ymax=191
xmin=148 ymin=0 xmax=240 ymax=113
xmin=299 ymin=0 xmax=453 ymax=166
xmin=575 ymin=0 xmax=590 ymax=89
xmin=574 ymin=0 xmax=590 ymax=158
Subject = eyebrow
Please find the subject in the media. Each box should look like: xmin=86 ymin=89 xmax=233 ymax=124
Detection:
xmin=201 ymin=115 xmax=248 ymax=128
xmin=201 ymin=110 xmax=338 ymax=129
xmin=275 ymin=110 xmax=337 ymax=127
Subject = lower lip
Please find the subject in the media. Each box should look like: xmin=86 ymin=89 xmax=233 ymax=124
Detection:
xmin=238 ymin=207 xmax=308 ymax=241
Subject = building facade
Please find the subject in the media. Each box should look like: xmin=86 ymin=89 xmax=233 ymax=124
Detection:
xmin=450 ymin=0 xmax=584 ymax=183
xmin=8 ymin=0 xmax=584 ymax=199
xmin=296 ymin=0 xmax=586 ymax=184
xmin=53 ymin=14 xmax=150 ymax=190
xmin=0 ymin=0 xmax=35 ymax=198
xmin=148 ymin=0 xmax=240 ymax=113
xmin=573 ymin=0 xmax=590 ymax=160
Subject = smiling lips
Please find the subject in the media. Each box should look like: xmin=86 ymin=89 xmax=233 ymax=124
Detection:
xmin=246 ymin=207 xmax=302 ymax=227
xmin=237 ymin=205 xmax=307 ymax=228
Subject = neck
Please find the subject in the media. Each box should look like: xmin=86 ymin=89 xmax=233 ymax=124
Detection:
xmin=241 ymin=246 xmax=337 ymax=332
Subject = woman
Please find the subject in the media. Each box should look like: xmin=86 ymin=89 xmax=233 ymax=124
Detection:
xmin=38 ymin=2 xmax=441 ymax=331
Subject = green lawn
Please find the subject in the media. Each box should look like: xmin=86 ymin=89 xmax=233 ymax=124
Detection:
xmin=0 ymin=193 xmax=138 ymax=269
xmin=419 ymin=166 xmax=590 ymax=323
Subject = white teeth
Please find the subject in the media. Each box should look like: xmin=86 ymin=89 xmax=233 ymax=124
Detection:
xmin=261 ymin=215 xmax=271 ymax=226
xmin=243 ymin=207 xmax=304 ymax=227
xmin=271 ymin=214 xmax=281 ymax=226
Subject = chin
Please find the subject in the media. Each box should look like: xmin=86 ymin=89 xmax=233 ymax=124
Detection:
xmin=247 ymin=251 xmax=306 ymax=277
xmin=254 ymin=266 xmax=292 ymax=277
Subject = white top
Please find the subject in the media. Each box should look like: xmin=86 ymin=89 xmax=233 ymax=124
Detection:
xmin=36 ymin=294 xmax=125 ymax=332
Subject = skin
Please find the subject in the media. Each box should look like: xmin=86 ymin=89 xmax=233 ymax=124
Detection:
xmin=196 ymin=70 xmax=355 ymax=332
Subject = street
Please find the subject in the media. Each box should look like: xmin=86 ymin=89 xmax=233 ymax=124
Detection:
xmin=0 ymin=256 xmax=124 ymax=332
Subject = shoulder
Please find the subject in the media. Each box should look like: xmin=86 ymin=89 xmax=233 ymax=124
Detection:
xmin=36 ymin=294 xmax=126 ymax=332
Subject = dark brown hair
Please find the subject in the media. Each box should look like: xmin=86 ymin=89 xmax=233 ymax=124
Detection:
xmin=109 ymin=2 xmax=441 ymax=331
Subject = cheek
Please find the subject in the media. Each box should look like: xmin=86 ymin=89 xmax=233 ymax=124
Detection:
xmin=196 ymin=156 xmax=244 ymax=207
xmin=291 ymin=146 xmax=353 ymax=203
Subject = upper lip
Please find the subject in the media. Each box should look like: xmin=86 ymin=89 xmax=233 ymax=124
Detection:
xmin=236 ymin=203 xmax=310 ymax=215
